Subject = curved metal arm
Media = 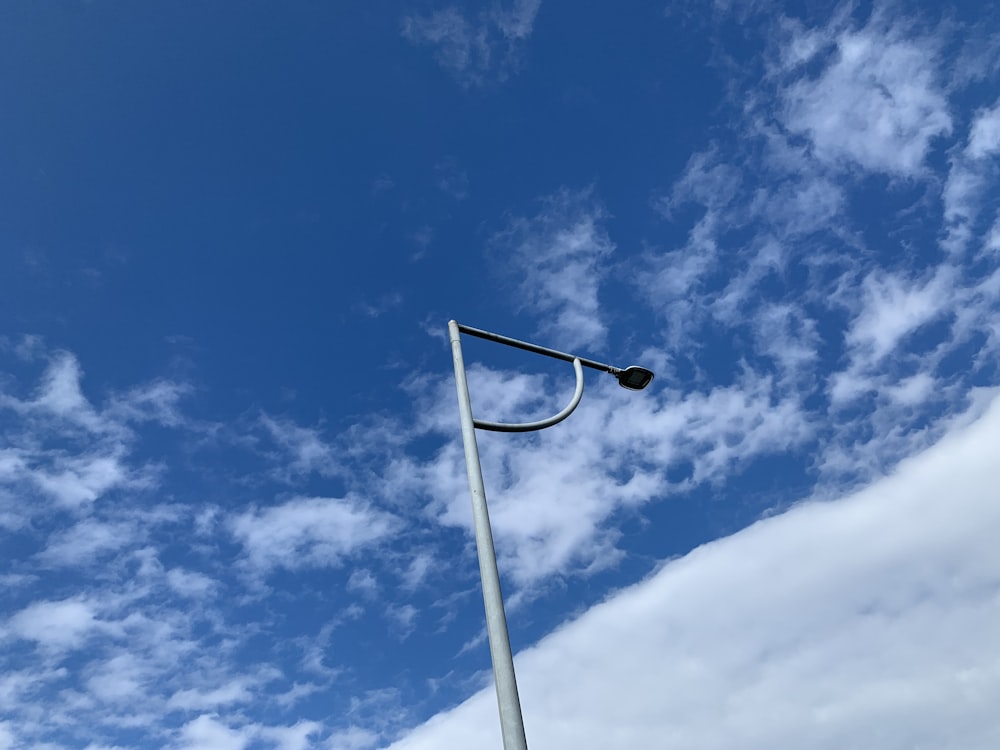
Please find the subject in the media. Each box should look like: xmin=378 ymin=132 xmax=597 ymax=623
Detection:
xmin=474 ymin=358 xmax=584 ymax=433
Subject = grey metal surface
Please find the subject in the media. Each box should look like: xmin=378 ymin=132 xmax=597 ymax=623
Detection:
xmin=456 ymin=322 xmax=621 ymax=375
xmin=449 ymin=320 xmax=529 ymax=750
xmin=474 ymin=357 xmax=585 ymax=432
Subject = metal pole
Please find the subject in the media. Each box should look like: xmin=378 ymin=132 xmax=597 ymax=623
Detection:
xmin=449 ymin=320 xmax=529 ymax=750
xmin=456 ymin=322 xmax=620 ymax=375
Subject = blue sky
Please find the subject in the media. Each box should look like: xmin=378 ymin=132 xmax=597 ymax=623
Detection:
xmin=2 ymin=1 xmax=1000 ymax=748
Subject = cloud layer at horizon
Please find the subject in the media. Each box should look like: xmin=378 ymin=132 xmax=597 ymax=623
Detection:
xmin=385 ymin=389 xmax=1000 ymax=749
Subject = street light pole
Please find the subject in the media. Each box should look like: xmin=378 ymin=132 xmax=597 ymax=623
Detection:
xmin=448 ymin=320 xmax=653 ymax=750
xmin=449 ymin=321 xmax=528 ymax=750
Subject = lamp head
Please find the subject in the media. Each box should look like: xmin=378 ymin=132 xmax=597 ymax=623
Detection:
xmin=616 ymin=366 xmax=654 ymax=391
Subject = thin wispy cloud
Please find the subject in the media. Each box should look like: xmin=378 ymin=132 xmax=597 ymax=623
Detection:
xmin=401 ymin=0 xmax=542 ymax=86
xmin=259 ymin=414 xmax=341 ymax=479
xmin=635 ymin=4 xmax=1000 ymax=493
xmin=489 ymin=187 xmax=614 ymax=351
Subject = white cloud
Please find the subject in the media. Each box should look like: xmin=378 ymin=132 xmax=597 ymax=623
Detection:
xmin=0 ymin=449 xmax=25 ymax=480
xmin=230 ymin=496 xmax=398 ymax=574
xmin=655 ymin=147 xmax=743 ymax=219
xmin=107 ymin=379 xmax=190 ymax=427
xmin=489 ymin=187 xmax=614 ymax=351
xmin=347 ymin=568 xmax=379 ymax=598
xmin=822 ymin=259 xmax=996 ymax=479
xmin=942 ymin=96 xmax=1000 ymax=255
xmin=400 ymin=552 xmax=434 ymax=590
xmin=751 ymin=303 xmax=820 ymax=386
xmin=642 ymin=149 xmax=741 ymax=339
xmin=385 ymin=603 xmax=419 ymax=640
xmin=29 ymin=352 xmax=105 ymax=431
xmin=401 ymin=0 xmax=541 ymax=86
xmin=844 ymin=269 xmax=949 ymax=365
xmin=607 ymin=375 xmax=810 ymax=485
xmin=638 ymin=215 xmax=722 ymax=344
xmin=0 ymin=348 xmax=186 ymax=519
xmin=639 ymin=9 xmax=1000 ymax=497
xmin=752 ymin=171 xmax=844 ymax=237
xmin=85 ymin=654 xmax=149 ymax=705
xmin=2 ymin=349 xmax=189 ymax=435
xmin=259 ymin=721 xmax=322 ymax=750
xmin=967 ymin=100 xmax=1000 ymax=159
xmin=29 ymin=449 xmax=142 ymax=508
xmin=353 ymin=293 xmax=405 ymax=319
xmin=885 ymin=372 xmax=936 ymax=406
xmin=642 ymin=134 xmax=848 ymax=354
xmin=37 ymin=518 xmax=142 ymax=566
xmin=328 ymin=725 xmax=379 ymax=750
xmin=7 ymin=598 xmax=103 ymax=652
xmin=780 ymin=12 xmax=952 ymax=176
xmin=168 ymin=681 xmax=253 ymax=712
xmin=987 ymin=214 xmax=1000 ymax=254
xmin=0 ymin=721 xmax=15 ymax=750
xmin=402 ymin=8 xmax=488 ymax=81
xmin=381 ymin=393 xmax=1000 ymax=750
xmin=177 ymin=715 xmax=253 ymax=750
xmin=393 ymin=366 xmax=809 ymax=590
xmin=822 ymin=254 xmax=999 ymax=462
xmin=166 ymin=568 xmax=219 ymax=599
xmin=260 ymin=414 xmax=340 ymax=479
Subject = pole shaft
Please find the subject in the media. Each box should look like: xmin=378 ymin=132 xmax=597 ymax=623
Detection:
xmin=449 ymin=320 xmax=529 ymax=750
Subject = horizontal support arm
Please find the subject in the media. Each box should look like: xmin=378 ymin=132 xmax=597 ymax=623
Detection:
xmin=456 ymin=323 xmax=621 ymax=375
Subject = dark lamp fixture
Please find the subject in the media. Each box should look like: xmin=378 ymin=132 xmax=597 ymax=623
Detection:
xmin=617 ymin=366 xmax=654 ymax=390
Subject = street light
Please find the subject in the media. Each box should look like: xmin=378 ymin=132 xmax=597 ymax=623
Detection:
xmin=448 ymin=320 xmax=654 ymax=750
